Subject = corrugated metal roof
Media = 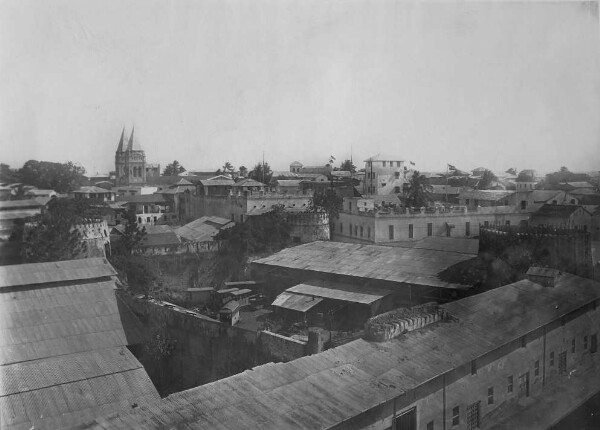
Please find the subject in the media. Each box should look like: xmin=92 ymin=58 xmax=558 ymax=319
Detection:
xmin=286 ymin=281 xmax=391 ymax=304
xmin=176 ymin=216 xmax=234 ymax=242
xmin=526 ymin=267 xmax=561 ymax=277
xmin=81 ymin=272 xmax=600 ymax=430
xmin=0 ymin=199 xmax=45 ymax=210
xmin=271 ymin=292 xmax=323 ymax=312
xmin=457 ymin=189 xmax=514 ymax=201
xmin=253 ymin=241 xmax=473 ymax=290
xmin=0 ymin=263 xmax=159 ymax=430
xmin=0 ymin=258 xmax=116 ymax=288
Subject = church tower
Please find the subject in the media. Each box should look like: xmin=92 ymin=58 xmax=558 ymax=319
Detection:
xmin=115 ymin=127 xmax=146 ymax=186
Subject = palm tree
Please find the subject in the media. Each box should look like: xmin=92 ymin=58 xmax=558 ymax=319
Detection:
xmin=222 ymin=162 xmax=233 ymax=173
xmin=405 ymin=171 xmax=433 ymax=208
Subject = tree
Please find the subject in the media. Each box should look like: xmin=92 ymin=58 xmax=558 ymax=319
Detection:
xmin=222 ymin=161 xmax=233 ymax=173
xmin=477 ymin=170 xmax=498 ymax=190
xmin=238 ymin=166 xmax=248 ymax=178
xmin=114 ymin=208 xmax=146 ymax=255
xmin=0 ymin=163 xmax=20 ymax=184
xmin=249 ymin=161 xmax=272 ymax=184
xmin=505 ymin=168 xmax=517 ymax=176
xmin=18 ymin=160 xmax=86 ymax=193
xmin=162 ymin=160 xmax=186 ymax=176
xmin=309 ymin=189 xmax=343 ymax=231
xmin=20 ymin=198 xmax=100 ymax=262
xmin=405 ymin=171 xmax=433 ymax=207
xmin=340 ymin=159 xmax=356 ymax=173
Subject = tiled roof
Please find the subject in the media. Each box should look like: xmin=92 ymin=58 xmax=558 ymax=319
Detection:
xmin=253 ymin=241 xmax=474 ymax=290
xmin=81 ymin=273 xmax=600 ymax=430
xmin=0 ymin=260 xmax=159 ymax=429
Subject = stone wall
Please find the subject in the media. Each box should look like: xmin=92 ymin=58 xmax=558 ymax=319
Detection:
xmin=259 ymin=330 xmax=307 ymax=362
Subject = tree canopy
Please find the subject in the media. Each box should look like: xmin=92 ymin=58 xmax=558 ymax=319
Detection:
xmin=17 ymin=160 xmax=86 ymax=193
xmin=339 ymin=159 xmax=357 ymax=173
xmin=112 ymin=208 xmax=146 ymax=255
xmin=476 ymin=170 xmax=498 ymax=190
xmin=162 ymin=160 xmax=186 ymax=176
xmin=249 ymin=161 xmax=272 ymax=184
xmin=405 ymin=171 xmax=433 ymax=207
xmin=238 ymin=165 xmax=248 ymax=177
xmin=309 ymin=189 xmax=343 ymax=230
xmin=19 ymin=198 xmax=101 ymax=262
xmin=539 ymin=167 xmax=590 ymax=189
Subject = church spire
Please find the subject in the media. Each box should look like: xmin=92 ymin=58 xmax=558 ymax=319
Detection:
xmin=116 ymin=127 xmax=125 ymax=152
xmin=127 ymin=127 xmax=135 ymax=151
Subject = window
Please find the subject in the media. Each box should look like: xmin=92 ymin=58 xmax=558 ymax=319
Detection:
xmin=452 ymin=406 xmax=460 ymax=426
xmin=394 ymin=186 xmax=401 ymax=193
xmin=397 ymin=161 xmax=401 ymax=167
xmin=534 ymin=360 xmax=540 ymax=377
xmin=584 ymin=336 xmax=588 ymax=350
xmin=394 ymin=407 xmax=416 ymax=430
xmin=360 ymin=226 xmax=363 ymax=237
xmin=409 ymin=224 xmax=414 ymax=239
xmin=427 ymin=421 xmax=434 ymax=430
xmin=427 ymin=223 xmax=433 ymax=236
xmin=465 ymin=222 xmax=470 ymax=237
xmin=550 ymin=351 xmax=555 ymax=366
xmin=592 ymin=334 xmax=597 ymax=353
xmin=354 ymin=225 xmax=358 ymax=236
xmin=146 ymin=217 xmax=150 ymax=222
xmin=474 ymin=199 xmax=479 ymax=207
xmin=367 ymin=227 xmax=371 ymax=238
xmin=572 ymin=339 xmax=576 ymax=353
xmin=389 ymin=225 xmax=394 ymax=240
xmin=507 ymin=376 xmax=513 ymax=393
xmin=382 ymin=161 xmax=386 ymax=167
xmin=395 ymin=172 xmax=400 ymax=179
xmin=487 ymin=387 xmax=494 ymax=405
xmin=349 ymin=223 xmax=352 ymax=235
xmin=340 ymin=223 xmax=343 ymax=233
xmin=521 ymin=200 xmax=527 ymax=210
xmin=484 ymin=220 xmax=489 ymax=227
xmin=466 ymin=402 xmax=480 ymax=430
xmin=349 ymin=202 xmax=352 ymax=211
xmin=505 ymin=220 xmax=511 ymax=226
xmin=465 ymin=199 xmax=470 ymax=205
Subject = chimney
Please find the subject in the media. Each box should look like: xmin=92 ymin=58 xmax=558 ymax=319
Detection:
xmin=525 ymin=266 xmax=561 ymax=288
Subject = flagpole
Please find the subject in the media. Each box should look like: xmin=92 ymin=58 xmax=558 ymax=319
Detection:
xmin=446 ymin=164 xmax=448 ymax=204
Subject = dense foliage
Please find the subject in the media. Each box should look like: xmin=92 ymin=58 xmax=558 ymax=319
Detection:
xmin=539 ymin=166 xmax=591 ymax=189
xmin=18 ymin=198 xmax=100 ymax=262
xmin=476 ymin=169 xmax=498 ymax=190
xmin=14 ymin=160 xmax=87 ymax=193
xmin=339 ymin=159 xmax=357 ymax=173
xmin=162 ymin=160 xmax=186 ymax=176
xmin=248 ymin=161 xmax=272 ymax=184
xmin=309 ymin=189 xmax=343 ymax=230
xmin=405 ymin=171 xmax=433 ymax=207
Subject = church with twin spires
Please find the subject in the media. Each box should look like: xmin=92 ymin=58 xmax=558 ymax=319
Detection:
xmin=114 ymin=127 xmax=160 ymax=186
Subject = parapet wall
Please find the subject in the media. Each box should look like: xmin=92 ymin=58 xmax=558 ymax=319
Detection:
xmin=259 ymin=330 xmax=307 ymax=362
xmin=364 ymin=302 xmax=447 ymax=342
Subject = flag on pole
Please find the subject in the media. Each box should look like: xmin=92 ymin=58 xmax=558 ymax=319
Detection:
xmin=448 ymin=164 xmax=457 ymax=171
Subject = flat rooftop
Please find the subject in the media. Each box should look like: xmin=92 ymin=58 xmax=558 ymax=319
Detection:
xmin=81 ymin=272 xmax=600 ymax=429
xmin=253 ymin=241 xmax=475 ymax=290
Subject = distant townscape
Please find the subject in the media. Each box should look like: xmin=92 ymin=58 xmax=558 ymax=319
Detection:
xmin=1 ymin=128 xmax=600 ymax=430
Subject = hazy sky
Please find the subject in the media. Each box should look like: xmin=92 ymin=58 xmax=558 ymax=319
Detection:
xmin=1 ymin=0 xmax=600 ymax=175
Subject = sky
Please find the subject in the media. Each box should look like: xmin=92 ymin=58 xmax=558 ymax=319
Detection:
xmin=1 ymin=0 xmax=600 ymax=176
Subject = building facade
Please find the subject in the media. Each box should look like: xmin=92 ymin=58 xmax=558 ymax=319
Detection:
xmin=114 ymin=127 xmax=160 ymax=187
xmin=363 ymin=153 xmax=411 ymax=195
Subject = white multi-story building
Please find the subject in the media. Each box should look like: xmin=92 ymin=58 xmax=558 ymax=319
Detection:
xmin=363 ymin=153 xmax=413 ymax=195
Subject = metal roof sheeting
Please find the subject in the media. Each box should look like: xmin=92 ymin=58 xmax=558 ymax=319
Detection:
xmin=286 ymin=281 xmax=391 ymax=304
xmin=253 ymin=241 xmax=473 ymax=290
xmin=82 ymin=272 xmax=600 ymax=430
xmin=271 ymin=292 xmax=323 ymax=312
xmin=0 ymin=260 xmax=159 ymax=429
xmin=176 ymin=216 xmax=234 ymax=242
xmin=0 ymin=258 xmax=116 ymax=288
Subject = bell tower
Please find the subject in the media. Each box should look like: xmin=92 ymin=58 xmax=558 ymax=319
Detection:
xmin=115 ymin=127 xmax=146 ymax=186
